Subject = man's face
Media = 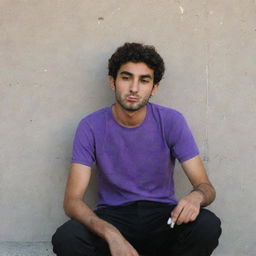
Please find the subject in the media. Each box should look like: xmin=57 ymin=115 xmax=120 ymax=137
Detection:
xmin=110 ymin=62 xmax=159 ymax=112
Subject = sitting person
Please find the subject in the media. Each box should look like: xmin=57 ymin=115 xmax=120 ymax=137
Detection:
xmin=52 ymin=42 xmax=222 ymax=256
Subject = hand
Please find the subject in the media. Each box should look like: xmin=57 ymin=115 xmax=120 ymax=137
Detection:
xmin=107 ymin=233 xmax=139 ymax=256
xmin=171 ymin=191 xmax=203 ymax=225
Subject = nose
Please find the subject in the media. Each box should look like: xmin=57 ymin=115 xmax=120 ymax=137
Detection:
xmin=129 ymin=79 xmax=139 ymax=94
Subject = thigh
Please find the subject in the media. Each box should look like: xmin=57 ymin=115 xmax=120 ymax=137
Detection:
xmin=171 ymin=208 xmax=221 ymax=245
xmin=95 ymin=202 xmax=174 ymax=255
xmin=95 ymin=205 xmax=139 ymax=247
xmin=137 ymin=204 xmax=176 ymax=255
xmin=141 ymin=208 xmax=221 ymax=256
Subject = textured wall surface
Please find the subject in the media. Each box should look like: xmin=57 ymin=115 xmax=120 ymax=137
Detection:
xmin=1 ymin=1 xmax=256 ymax=255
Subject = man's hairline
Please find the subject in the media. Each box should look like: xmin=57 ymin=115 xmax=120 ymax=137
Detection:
xmin=110 ymin=61 xmax=161 ymax=85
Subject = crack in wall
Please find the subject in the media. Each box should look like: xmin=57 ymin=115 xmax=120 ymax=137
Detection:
xmin=204 ymin=0 xmax=210 ymax=167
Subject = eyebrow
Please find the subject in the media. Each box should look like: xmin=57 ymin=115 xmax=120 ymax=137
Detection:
xmin=120 ymin=71 xmax=152 ymax=80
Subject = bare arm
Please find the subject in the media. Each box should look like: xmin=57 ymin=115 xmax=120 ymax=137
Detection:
xmin=63 ymin=163 xmax=139 ymax=256
xmin=171 ymin=155 xmax=216 ymax=225
xmin=182 ymin=155 xmax=216 ymax=207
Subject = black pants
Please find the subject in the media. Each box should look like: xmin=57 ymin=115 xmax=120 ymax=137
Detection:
xmin=52 ymin=201 xmax=221 ymax=256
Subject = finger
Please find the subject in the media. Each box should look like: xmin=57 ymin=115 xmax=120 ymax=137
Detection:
xmin=171 ymin=204 xmax=184 ymax=223
xmin=189 ymin=212 xmax=196 ymax=222
xmin=178 ymin=208 xmax=192 ymax=224
xmin=189 ymin=209 xmax=200 ymax=222
xmin=187 ymin=205 xmax=200 ymax=221
xmin=176 ymin=206 xmax=190 ymax=225
xmin=178 ymin=206 xmax=199 ymax=224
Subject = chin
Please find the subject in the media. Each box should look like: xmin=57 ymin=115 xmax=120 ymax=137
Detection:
xmin=122 ymin=106 xmax=140 ymax=112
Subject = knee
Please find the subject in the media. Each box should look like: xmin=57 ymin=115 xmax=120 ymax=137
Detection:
xmin=52 ymin=220 xmax=73 ymax=244
xmin=196 ymin=209 xmax=222 ymax=243
xmin=52 ymin=219 xmax=86 ymax=252
xmin=175 ymin=210 xmax=221 ymax=255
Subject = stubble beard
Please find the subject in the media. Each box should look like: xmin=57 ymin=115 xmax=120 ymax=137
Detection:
xmin=115 ymin=91 xmax=151 ymax=112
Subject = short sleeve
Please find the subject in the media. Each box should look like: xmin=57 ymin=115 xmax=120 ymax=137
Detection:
xmin=71 ymin=119 xmax=95 ymax=167
xmin=169 ymin=112 xmax=199 ymax=163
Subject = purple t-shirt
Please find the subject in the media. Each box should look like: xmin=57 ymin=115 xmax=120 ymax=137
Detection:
xmin=71 ymin=103 xmax=199 ymax=208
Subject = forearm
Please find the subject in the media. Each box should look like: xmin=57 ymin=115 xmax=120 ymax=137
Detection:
xmin=64 ymin=198 xmax=122 ymax=242
xmin=191 ymin=182 xmax=216 ymax=207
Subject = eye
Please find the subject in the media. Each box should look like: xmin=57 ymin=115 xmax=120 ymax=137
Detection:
xmin=121 ymin=76 xmax=129 ymax=80
xmin=141 ymin=79 xmax=150 ymax=83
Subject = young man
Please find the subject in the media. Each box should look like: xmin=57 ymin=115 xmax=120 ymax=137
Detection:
xmin=52 ymin=43 xmax=221 ymax=256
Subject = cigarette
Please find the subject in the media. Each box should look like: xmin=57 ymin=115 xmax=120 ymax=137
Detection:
xmin=167 ymin=217 xmax=175 ymax=228
xmin=169 ymin=208 xmax=184 ymax=229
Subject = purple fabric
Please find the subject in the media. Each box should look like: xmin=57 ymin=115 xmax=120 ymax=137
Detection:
xmin=71 ymin=103 xmax=199 ymax=208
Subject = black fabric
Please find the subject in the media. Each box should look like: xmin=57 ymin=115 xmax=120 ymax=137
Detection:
xmin=52 ymin=201 xmax=221 ymax=256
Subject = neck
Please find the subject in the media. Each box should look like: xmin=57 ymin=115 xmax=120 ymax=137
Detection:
xmin=112 ymin=103 xmax=147 ymax=127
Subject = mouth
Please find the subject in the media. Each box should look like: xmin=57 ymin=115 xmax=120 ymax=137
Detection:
xmin=126 ymin=95 xmax=140 ymax=102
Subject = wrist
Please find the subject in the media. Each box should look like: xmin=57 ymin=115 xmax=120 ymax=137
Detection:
xmin=104 ymin=227 xmax=123 ymax=243
xmin=191 ymin=189 xmax=205 ymax=205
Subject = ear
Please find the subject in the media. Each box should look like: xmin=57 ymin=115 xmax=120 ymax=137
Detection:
xmin=151 ymin=82 xmax=160 ymax=96
xmin=109 ymin=76 xmax=116 ymax=91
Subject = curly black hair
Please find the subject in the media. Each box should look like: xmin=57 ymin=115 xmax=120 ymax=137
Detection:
xmin=108 ymin=42 xmax=165 ymax=84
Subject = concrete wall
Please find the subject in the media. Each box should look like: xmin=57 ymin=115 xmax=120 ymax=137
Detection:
xmin=1 ymin=1 xmax=255 ymax=255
